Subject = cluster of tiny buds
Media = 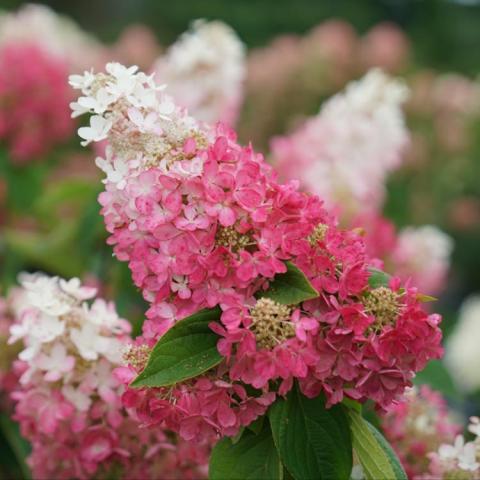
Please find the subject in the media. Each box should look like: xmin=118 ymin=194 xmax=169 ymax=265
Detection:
xmin=363 ymin=286 xmax=400 ymax=331
xmin=215 ymin=225 xmax=255 ymax=253
xmin=249 ymin=298 xmax=295 ymax=349
xmin=111 ymin=115 xmax=185 ymax=169
xmin=123 ymin=344 xmax=152 ymax=372
xmin=88 ymin=73 xmax=110 ymax=96
xmin=308 ymin=223 xmax=328 ymax=247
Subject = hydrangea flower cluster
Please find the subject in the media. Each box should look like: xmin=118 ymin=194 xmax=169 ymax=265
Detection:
xmin=446 ymin=296 xmax=480 ymax=393
xmin=271 ymin=68 xmax=409 ymax=219
xmin=0 ymin=43 xmax=74 ymax=162
xmin=72 ymin=63 xmax=443 ymax=443
xmin=427 ymin=417 xmax=480 ymax=479
xmin=8 ymin=273 xmax=208 ymax=479
xmin=382 ymin=386 xmax=461 ymax=478
xmin=153 ymin=20 xmax=245 ymax=125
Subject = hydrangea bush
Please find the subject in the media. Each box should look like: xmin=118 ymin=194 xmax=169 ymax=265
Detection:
xmin=67 ymin=62 xmax=445 ymax=479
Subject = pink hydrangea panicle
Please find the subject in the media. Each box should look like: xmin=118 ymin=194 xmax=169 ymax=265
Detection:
xmin=432 ymin=74 xmax=480 ymax=116
xmin=72 ymin=62 xmax=443 ymax=443
xmin=0 ymin=43 xmax=74 ymax=163
xmin=360 ymin=23 xmax=410 ymax=73
xmin=306 ymin=20 xmax=358 ymax=68
xmin=0 ymin=3 xmax=111 ymax=162
xmin=112 ymin=24 xmax=161 ymax=71
xmin=271 ymin=68 xmax=409 ymax=220
xmin=8 ymin=273 xmax=208 ymax=479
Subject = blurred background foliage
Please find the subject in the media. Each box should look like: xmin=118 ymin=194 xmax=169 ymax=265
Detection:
xmin=3 ymin=0 xmax=480 ymax=74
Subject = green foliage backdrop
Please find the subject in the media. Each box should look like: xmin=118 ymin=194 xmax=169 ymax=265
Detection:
xmin=3 ymin=0 xmax=480 ymax=74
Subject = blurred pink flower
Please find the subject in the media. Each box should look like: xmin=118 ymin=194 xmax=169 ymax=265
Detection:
xmin=360 ymin=22 xmax=410 ymax=73
xmin=0 ymin=43 xmax=74 ymax=163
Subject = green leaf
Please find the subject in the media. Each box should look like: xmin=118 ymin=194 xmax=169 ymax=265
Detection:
xmin=367 ymin=268 xmax=391 ymax=289
xmin=0 ymin=413 xmax=31 ymax=480
xmin=269 ymin=386 xmax=352 ymax=480
xmin=283 ymin=468 xmax=295 ymax=480
xmin=342 ymin=397 xmax=362 ymax=413
xmin=209 ymin=423 xmax=282 ymax=480
xmin=416 ymin=293 xmax=437 ymax=303
xmin=35 ymin=179 xmax=99 ymax=220
xmin=0 ymin=150 xmax=47 ymax=214
xmin=347 ymin=409 xmax=407 ymax=480
xmin=261 ymin=261 xmax=318 ymax=305
xmin=247 ymin=416 xmax=265 ymax=435
xmin=231 ymin=427 xmax=245 ymax=445
xmin=3 ymin=222 xmax=86 ymax=277
xmin=131 ymin=307 xmax=223 ymax=388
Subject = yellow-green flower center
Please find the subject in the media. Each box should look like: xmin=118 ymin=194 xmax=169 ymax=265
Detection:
xmin=363 ymin=287 xmax=399 ymax=331
xmin=308 ymin=223 xmax=328 ymax=246
xmin=215 ymin=225 xmax=254 ymax=253
xmin=250 ymin=298 xmax=294 ymax=349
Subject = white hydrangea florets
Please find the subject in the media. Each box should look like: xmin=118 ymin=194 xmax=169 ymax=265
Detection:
xmin=8 ymin=273 xmax=130 ymax=385
xmin=320 ymin=67 xmax=409 ymax=172
xmin=70 ymin=62 xmax=207 ymax=186
xmin=432 ymin=417 xmax=480 ymax=475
